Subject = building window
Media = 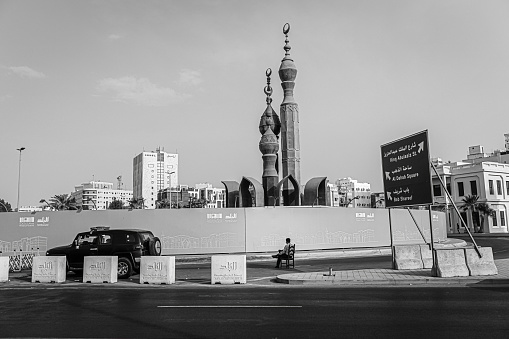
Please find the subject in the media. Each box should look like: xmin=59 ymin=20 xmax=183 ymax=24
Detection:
xmin=497 ymin=180 xmax=502 ymax=195
xmin=446 ymin=183 xmax=451 ymax=195
xmin=470 ymin=181 xmax=477 ymax=196
xmin=493 ymin=213 xmax=498 ymax=226
xmin=501 ymin=211 xmax=506 ymax=227
xmin=489 ymin=180 xmax=494 ymax=195
xmin=433 ymin=184 xmax=441 ymax=197
xmin=506 ymin=181 xmax=509 ymax=195
xmin=457 ymin=182 xmax=464 ymax=197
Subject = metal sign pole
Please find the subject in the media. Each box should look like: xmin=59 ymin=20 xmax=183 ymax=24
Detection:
xmin=388 ymin=208 xmax=394 ymax=269
xmin=428 ymin=205 xmax=435 ymax=268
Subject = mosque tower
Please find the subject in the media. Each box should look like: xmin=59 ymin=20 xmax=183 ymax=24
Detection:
xmin=279 ymin=23 xmax=301 ymax=202
xmin=259 ymin=68 xmax=281 ymax=206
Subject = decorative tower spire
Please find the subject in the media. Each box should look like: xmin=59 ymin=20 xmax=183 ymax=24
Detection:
xmin=259 ymin=68 xmax=280 ymax=206
xmin=279 ymin=23 xmax=301 ymax=205
xmin=259 ymin=68 xmax=281 ymax=136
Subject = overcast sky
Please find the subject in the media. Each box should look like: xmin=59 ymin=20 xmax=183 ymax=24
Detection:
xmin=2 ymin=0 xmax=509 ymax=207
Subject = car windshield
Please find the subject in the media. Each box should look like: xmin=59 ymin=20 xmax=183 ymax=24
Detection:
xmin=75 ymin=233 xmax=98 ymax=245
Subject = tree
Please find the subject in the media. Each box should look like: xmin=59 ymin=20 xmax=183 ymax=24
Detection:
xmin=0 ymin=198 xmax=12 ymax=212
xmin=477 ymin=202 xmax=495 ymax=233
xmin=460 ymin=195 xmax=480 ymax=232
xmin=156 ymin=199 xmax=173 ymax=209
xmin=48 ymin=194 xmax=77 ymax=211
xmin=128 ymin=197 xmax=145 ymax=209
xmin=108 ymin=199 xmax=124 ymax=210
xmin=184 ymin=197 xmax=209 ymax=208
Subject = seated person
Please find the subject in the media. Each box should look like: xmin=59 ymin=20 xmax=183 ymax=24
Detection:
xmin=272 ymin=237 xmax=293 ymax=268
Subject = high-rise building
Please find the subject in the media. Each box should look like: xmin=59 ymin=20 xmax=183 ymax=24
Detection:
xmin=71 ymin=181 xmax=133 ymax=210
xmin=133 ymin=148 xmax=178 ymax=209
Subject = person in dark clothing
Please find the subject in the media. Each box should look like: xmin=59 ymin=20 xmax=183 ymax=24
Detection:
xmin=272 ymin=237 xmax=293 ymax=268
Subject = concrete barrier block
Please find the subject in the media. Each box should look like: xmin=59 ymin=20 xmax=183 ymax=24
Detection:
xmin=83 ymin=256 xmax=118 ymax=283
xmin=0 ymin=257 xmax=9 ymax=282
xmin=465 ymin=247 xmax=498 ymax=276
xmin=433 ymin=249 xmax=469 ymax=277
xmin=31 ymin=256 xmax=66 ymax=283
xmin=140 ymin=256 xmax=175 ymax=284
xmin=393 ymin=245 xmax=423 ymax=270
xmin=420 ymin=245 xmax=433 ymax=269
xmin=211 ymin=255 xmax=246 ymax=284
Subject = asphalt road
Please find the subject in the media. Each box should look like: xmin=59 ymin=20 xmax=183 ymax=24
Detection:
xmin=1 ymin=285 xmax=508 ymax=338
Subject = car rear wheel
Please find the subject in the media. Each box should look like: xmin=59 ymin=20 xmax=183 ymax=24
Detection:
xmin=118 ymin=257 xmax=133 ymax=279
xmin=148 ymin=237 xmax=162 ymax=256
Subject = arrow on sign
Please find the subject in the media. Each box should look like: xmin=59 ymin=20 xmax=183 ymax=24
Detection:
xmin=418 ymin=142 xmax=424 ymax=153
xmin=385 ymin=172 xmax=391 ymax=180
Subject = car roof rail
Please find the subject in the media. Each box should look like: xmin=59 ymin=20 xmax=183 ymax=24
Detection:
xmin=90 ymin=226 xmax=110 ymax=232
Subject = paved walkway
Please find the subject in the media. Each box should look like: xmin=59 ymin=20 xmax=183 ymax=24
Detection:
xmin=275 ymin=257 xmax=509 ymax=286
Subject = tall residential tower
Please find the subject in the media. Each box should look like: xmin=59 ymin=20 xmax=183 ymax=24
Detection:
xmin=133 ymin=148 xmax=178 ymax=209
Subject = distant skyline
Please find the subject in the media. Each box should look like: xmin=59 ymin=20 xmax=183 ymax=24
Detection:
xmin=2 ymin=0 xmax=509 ymax=207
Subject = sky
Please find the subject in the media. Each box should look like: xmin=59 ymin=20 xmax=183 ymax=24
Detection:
xmin=2 ymin=0 xmax=509 ymax=208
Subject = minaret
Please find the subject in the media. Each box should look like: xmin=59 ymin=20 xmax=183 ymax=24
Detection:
xmin=259 ymin=68 xmax=281 ymax=206
xmin=279 ymin=23 xmax=301 ymax=202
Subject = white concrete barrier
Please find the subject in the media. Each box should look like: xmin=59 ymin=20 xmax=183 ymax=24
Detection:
xmin=140 ymin=256 xmax=175 ymax=284
xmin=393 ymin=245 xmax=423 ymax=270
xmin=433 ymin=249 xmax=469 ymax=277
xmin=0 ymin=257 xmax=9 ymax=282
xmin=211 ymin=255 xmax=246 ymax=284
xmin=420 ymin=245 xmax=433 ymax=269
xmin=465 ymin=247 xmax=498 ymax=276
xmin=32 ymin=256 xmax=66 ymax=283
xmin=83 ymin=256 xmax=118 ymax=283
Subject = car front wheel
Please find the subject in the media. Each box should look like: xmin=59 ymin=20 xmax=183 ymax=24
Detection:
xmin=118 ymin=257 xmax=133 ymax=279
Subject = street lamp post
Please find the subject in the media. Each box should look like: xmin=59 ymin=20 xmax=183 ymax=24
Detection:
xmin=16 ymin=147 xmax=25 ymax=211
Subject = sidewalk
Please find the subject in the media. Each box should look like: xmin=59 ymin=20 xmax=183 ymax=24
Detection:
xmin=275 ymin=258 xmax=509 ymax=286
xmin=276 ymin=238 xmax=509 ymax=286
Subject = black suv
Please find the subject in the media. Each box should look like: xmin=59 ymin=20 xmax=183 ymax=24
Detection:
xmin=46 ymin=226 xmax=162 ymax=279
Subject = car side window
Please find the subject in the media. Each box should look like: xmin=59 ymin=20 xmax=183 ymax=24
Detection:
xmin=76 ymin=234 xmax=98 ymax=246
xmin=125 ymin=234 xmax=136 ymax=243
xmin=99 ymin=234 xmax=112 ymax=245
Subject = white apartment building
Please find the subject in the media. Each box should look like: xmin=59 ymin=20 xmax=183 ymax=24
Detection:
xmin=71 ymin=181 xmax=133 ymax=210
xmin=335 ymin=177 xmax=371 ymax=208
xmin=133 ymin=148 xmax=178 ymax=209
xmin=195 ymin=183 xmax=225 ymax=208
xmin=432 ymin=161 xmax=509 ymax=234
xmin=432 ymin=134 xmax=509 ymax=234
xmin=326 ymin=183 xmax=340 ymax=207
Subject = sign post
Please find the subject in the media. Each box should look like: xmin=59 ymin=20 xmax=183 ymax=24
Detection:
xmin=381 ymin=130 xmax=434 ymax=267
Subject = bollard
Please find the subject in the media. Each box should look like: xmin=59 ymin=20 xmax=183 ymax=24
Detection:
xmin=140 ymin=256 xmax=175 ymax=284
xmin=83 ymin=256 xmax=118 ymax=283
xmin=211 ymin=255 xmax=246 ymax=284
xmin=0 ymin=257 xmax=9 ymax=282
xmin=464 ymin=247 xmax=498 ymax=276
xmin=32 ymin=256 xmax=66 ymax=283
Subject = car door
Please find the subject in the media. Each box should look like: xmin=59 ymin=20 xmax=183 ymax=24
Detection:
xmin=68 ymin=233 xmax=99 ymax=268
xmin=96 ymin=232 xmax=113 ymax=256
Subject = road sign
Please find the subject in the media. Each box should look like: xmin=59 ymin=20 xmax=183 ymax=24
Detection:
xmin=381 ymin=130 xmax=432 ymax=208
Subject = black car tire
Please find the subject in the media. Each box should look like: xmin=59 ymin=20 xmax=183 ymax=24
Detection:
xmin=118 ymin=257 xmax=133 ymax=279
xmin=149 ymin=237 xmax=162 ymax=256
